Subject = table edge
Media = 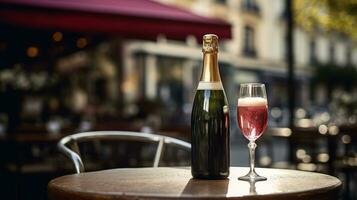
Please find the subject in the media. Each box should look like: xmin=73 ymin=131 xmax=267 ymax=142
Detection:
xmin=48 ymin=167 xmax=342 ymax=200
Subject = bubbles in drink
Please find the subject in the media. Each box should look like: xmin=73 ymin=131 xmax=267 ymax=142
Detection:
xmin=237 ymin=97 xmax=268 ymax=140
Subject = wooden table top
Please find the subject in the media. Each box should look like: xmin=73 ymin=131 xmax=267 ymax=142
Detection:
xmin=48 ymin=167 xmax=341 ymax=200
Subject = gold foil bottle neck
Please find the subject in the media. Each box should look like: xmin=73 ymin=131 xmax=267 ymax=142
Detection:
xmin=202 ymin=34 xmax=218 ymax=53
xmin=200 ymin=34 xmax=220 ymax=82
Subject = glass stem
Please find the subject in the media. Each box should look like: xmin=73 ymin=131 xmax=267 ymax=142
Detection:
xmin=248 ymin=141 xmax=257 ymax=174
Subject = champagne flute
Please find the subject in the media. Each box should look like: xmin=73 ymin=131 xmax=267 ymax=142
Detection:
xmin=237 ymin=83 xmax=268 ymax=181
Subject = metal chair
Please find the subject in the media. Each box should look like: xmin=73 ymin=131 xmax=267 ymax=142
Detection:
xmin=58 ymin=131 xmax=191 ymax=173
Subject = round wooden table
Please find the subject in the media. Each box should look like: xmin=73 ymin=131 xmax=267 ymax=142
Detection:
xmin=48 ymin=167 xmax=341 ymax=200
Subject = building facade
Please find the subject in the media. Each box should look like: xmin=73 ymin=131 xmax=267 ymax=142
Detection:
xmin=120 ymin=0 xmax=357 ymax=126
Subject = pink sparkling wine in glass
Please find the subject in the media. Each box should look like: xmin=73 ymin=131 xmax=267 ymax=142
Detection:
xmin=237 ymin=97 xmax=268 ymax=141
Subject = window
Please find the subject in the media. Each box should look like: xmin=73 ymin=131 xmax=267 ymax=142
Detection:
xmin=216 ymin=0 xmax=226 ymax=4
xmin=241 ymin=0 xmax=260 ymax=13
xmin=246 ymin=0 xmax=255 ymax=8
xmin=243 ymin=25 xmax=256 ymax=57
xmin=309 ymin=39 xmax=317 ymax=65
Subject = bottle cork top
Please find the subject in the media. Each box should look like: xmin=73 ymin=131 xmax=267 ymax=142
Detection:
xmin=202 ymin=34 xmax=218 ymax=53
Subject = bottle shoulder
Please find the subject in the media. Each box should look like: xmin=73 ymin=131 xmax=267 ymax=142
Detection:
xmin=193 ymin=89 xmax=228 ymax=101
xmin=192 ymin=90 xmax=229 ymax=115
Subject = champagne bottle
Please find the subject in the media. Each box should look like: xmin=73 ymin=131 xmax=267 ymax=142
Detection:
xmin=191 ymin=34 xmax=230 ymax=179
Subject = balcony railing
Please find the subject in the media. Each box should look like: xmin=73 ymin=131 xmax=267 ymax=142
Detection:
xmin=243 ymin=48 xmax=257 ymax=58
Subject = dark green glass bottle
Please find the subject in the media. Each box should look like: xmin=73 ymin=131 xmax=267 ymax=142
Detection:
xmin=191 ymin=34 xmax=230 ymax=179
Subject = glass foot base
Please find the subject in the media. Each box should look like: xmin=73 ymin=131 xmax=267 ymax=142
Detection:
xmin=238 ymin=171 xmax=267 ymax=181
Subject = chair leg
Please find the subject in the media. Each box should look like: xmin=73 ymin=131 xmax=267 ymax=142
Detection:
xmin=71 ymin=141 xmax=81 ymax=157
xmin=153 ymin=138 xmax=164 ymax=167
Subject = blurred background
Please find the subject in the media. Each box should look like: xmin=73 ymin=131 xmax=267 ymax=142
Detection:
xmin=0 ymin=0 xmax=356 ymax=199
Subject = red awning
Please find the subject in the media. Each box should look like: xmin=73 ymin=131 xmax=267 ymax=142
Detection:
xmin=0 ymin=0 xmax=231 ymax=40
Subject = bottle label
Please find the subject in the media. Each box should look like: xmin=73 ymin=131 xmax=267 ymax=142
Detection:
xmin=197 ymin=81 xmax=223 ymax=90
